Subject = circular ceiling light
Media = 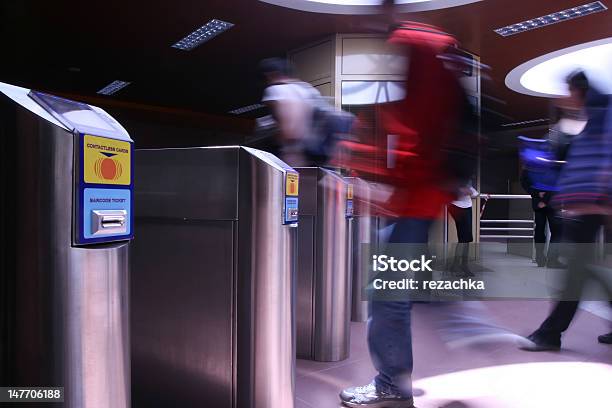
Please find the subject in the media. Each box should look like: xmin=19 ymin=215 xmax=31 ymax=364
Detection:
xmin=259 ymin=0 xmax=481 ymax=14
xmin=506 ymin=37 xmax=612 ymax=97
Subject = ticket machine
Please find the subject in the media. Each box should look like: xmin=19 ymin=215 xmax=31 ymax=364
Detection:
xmin=0 ymin=82 xmax=133 ymax=408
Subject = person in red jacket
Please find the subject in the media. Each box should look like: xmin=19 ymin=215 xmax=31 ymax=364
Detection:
xmin=339 ymin=19 xmax=474 ymax=408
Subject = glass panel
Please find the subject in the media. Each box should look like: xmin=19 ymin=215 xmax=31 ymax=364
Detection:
xmin=341 ymin=81 xmax=405 ymax=106
xmin=340 ymin=81 xmax=405 ymax=180
xmin=29 ymin=91 xmax=119 ymax=134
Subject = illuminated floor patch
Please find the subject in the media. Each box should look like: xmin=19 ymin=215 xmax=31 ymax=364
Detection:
xmin=413 ymin=362 xmax=612 ymax=408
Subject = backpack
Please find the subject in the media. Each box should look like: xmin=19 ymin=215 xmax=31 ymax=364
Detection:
xmin=295 ymin=82 xmax=355 ymax=166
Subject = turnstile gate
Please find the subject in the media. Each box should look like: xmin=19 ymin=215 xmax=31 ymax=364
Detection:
xmin=0 ymin=82 xmax=134 ymax=408
xmin=295 ymin=167 xmax=353 ymax=362
xmin=346 ymin=178 xmax=380 ymax=323
xmin=132 ymin=146 xmax=298 ymax=408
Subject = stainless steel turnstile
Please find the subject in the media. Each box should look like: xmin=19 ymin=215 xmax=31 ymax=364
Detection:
xmin=132 ymin=146 xmax=298 ymax=408
xmin=346 ymin=178 xmax=380 ymax=323
xmin=0 ymin=82 xmax=134 ymax=407
xmin=295 ymin=167 xmax=353 ymax=362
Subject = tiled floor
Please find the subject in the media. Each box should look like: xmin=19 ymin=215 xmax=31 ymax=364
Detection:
xmin=296 ymin=248 xmax=612 ymax=408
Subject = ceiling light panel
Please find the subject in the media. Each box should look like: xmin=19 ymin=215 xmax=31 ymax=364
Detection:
xmin=172 ymin=19 xmax=234 ymax=51
xmin=494 ymin=2 xmax=607 ymax=37
xmin=228 ymin=103 xmax=265 ymax=115
xmin=97 ymin=80 xmax=131 ymax=95
xmin=501 ymin=118 xmax=549 ymax=127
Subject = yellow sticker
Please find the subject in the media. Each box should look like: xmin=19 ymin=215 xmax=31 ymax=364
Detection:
xmin=286 ymin=173 xmax=299 ymax=196
xmin=347 ymin=184 xmax=354 ymax=200
xmin=83 ymin=135 xmax=131 ymax=185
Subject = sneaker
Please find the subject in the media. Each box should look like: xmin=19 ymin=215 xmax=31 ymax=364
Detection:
xmin=517 ymin=333 xmax=561 ymax=351
xmin=598 ymin=332 xmax=612 ymax=344
xmin=339 ymin=382 xmax=414 ymax=408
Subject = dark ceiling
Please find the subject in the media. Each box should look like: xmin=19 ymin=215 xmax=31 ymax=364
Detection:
xmin=1 ymin=0 xmax=611 ymax=130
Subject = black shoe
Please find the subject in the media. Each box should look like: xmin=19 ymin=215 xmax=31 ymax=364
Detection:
xmin=340 ymin=383 xmax=414 ymax=408
xmin=536 ymin=256 xmax=546 ymax=267
xmin=518 ymin=333 xmax=561 ymax=352
xmin=598 ymin=332 xmax=612 ymax=344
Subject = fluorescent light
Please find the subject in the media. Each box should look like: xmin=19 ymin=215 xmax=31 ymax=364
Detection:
xmin=97 ymin=80 xmax=131 ymax=95
xmin=501 ymin=118 xmax=549 ymax=127
xmin=172 ymin=19 xmax=234 ymax=51
xmin=494 ymin=2 xmax=607 ymax=37
xmin=229 ymin=103 xmax=265 ymax=115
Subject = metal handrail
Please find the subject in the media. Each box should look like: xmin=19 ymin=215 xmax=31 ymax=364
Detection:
xmin=481 ymin=219 xmax=533 ymax=223
xmin=482 ymin=194 xmax=531 ymax=199
xmin=479 ymin=194 xmax=533 ymax=240
xmin=481 ymin=235 xmax=533 ymax=239
xmin=481 ymin=227 xmax=533 ymax=231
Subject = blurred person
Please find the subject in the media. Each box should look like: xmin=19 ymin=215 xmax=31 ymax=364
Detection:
xmin=548 ymin=71 xmax=589 ymax=163
xmin=258 ymin=57 xmax=320 ymax=167
xmin=259 ymin=57 xmax=354 ymax=167
xmin=520 ymin=71 xmax=612 ymax=352
xmin=448 ymin=182 xmax=479 ymax=277
xmin=338 ymin=14 xmax=482 ymax=407
xmin=519 ymin=72 xmax=591 ymax=268
xmin=546 ymin=70 xmax=590 ymax=267
xmin=520 ymin=169 xmax=561 ymax=267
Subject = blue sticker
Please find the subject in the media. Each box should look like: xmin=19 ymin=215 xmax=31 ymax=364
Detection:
xmin=346 ymin=200 xmax=354 ymax=218
xmin=285 ymin=197 xmax=299 ymax=224
xmin=83 ymin=188 xmax=131 ymax=239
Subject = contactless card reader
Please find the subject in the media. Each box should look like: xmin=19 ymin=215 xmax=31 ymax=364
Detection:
xmin=241 ymin=147 xmax=299 ymax=225
xmin=29 ymin=91 xmax=134 ymax=245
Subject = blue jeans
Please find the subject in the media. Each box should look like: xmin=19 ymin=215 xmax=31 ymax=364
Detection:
xmin=368 ymin=218 xmax=432 ymax=397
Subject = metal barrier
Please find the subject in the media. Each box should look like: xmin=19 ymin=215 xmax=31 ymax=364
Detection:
xmin=345 ymin=178 xmax=377 ymax=323
xmin=295 ymin=167 xmax=353 ymax=362
xmin=132 ymin=147 xmax=298 ymax=408
xmin=1 ymin=82 xmax=132 ymax=408
xmin=479 ymin=194 xmax=534 ymax=240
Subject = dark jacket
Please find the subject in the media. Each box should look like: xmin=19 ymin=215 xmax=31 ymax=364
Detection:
xmin=552 ymin=88 xmax=612 ymax=209
xmin=521 ymin=169 xmax=552 ymax=212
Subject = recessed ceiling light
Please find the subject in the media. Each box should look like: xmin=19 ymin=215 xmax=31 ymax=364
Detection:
xmin=506 ymin=37 xmax=612 ymax=97
xmin=494 ymin=1 xmax=607 ymax=37
xmin=258 ymin=0 xmax=482 ymax=15
xmin=172 ymin=19 xmax=234 ymax=51
xmin=97 ymin=80 xmax=131 ymax=95
xmin=228 ymin=103 xmax=265 ymax=115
